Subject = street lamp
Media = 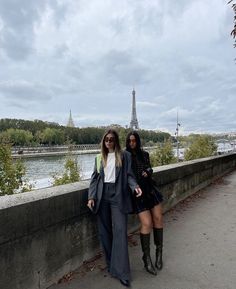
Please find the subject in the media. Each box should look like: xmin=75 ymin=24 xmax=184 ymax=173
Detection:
xmin=175 ymin=111 xmax=181 ymax=162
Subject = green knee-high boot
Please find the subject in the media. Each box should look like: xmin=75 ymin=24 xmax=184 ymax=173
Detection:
xmin=140 ymin=233 xmax=157 ymax=275
xmin=153 ymin=228 xmax=163 ymax=270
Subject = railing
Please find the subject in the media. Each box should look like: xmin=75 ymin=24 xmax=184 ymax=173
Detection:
xmin=11 ymin=144 xmax=100 ymax=154
xmin=11 ymin=144 xmax=159 ymax=155
xmin=11 ymin=143 xmax=236 ymax=158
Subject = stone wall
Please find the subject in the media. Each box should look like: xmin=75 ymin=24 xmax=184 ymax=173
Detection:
xmin=0 ymin=153 xmax=235 ymax=289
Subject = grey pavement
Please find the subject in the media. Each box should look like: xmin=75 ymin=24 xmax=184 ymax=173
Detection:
xmin=49 ymin=170 xmax=236 ymax=289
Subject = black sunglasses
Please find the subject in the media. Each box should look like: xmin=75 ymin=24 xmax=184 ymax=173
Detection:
xmin=105 ymin=137 xmax=115 ymax=143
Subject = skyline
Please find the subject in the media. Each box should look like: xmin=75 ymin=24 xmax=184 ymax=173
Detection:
xmin=0 ymin=0 xmax=235 ymax=135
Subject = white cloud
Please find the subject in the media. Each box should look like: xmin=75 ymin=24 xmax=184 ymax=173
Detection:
xmin=0 ymin=0 xmax=235 ymax=134
xmin=137 ymin=101 xmax=158 ymax=107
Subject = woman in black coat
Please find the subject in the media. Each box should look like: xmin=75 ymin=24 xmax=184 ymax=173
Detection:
xmin=87 ymin=129 xmax=142 ymax=287
xmin=126 ymin=131 xmax=164 ymax=276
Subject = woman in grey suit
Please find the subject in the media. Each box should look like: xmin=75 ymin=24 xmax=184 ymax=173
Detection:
xmin=87 ymin=129 xmax=142 ymax=287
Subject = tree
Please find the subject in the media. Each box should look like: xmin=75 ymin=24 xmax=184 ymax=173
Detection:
xmin=0 ymin=143 xmax=31 ymax=195
xmin=116 ymin=127 xmax=129 ymax=148
xmin=150 ymin=139 xmax=177 ymax=167
xmin=0 ymin=118 xmax=61 ymax=134
xmin=184 ymin=135 xmax=217 ymax=161
xmin=52 ymin=156 xmax=80 ymax=186
xmin=0 ymin=118 xmax=171 ymax=146
xmin=1 ymin=128 xmax=34 ymax=146
xmin=40 ymin=128 xmax=65 ymax=145
xmin=228 ymin=0 xmax=236 ymax=48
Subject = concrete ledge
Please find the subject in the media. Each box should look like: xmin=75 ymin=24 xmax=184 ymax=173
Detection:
xmin=0 ymin=153 xmax=235 ymax=289
xmin=152 ymin=153 xmax=236 ymax=211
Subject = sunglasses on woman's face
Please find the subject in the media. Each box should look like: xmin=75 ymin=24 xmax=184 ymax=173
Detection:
xmin=105 ymin=137 xmax=115 ymax=143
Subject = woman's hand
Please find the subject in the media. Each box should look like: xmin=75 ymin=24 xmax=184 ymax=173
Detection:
xmin=87 ymin=199 xmax=95 ymax=210
xmin=135 ymin=187 xmax=142 ymax=197
xmin=142 ymin=171 xmax=148 ymax=178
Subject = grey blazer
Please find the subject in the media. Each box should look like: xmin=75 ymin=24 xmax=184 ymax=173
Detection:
xmin=88 ymin=150 xmax=138 ymax=214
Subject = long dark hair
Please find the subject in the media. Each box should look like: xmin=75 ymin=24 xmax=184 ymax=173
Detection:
xmin=101 ymin=129 xmax=122 ymax=167
xmin=126 ymin=131 xmax=143 ymax=157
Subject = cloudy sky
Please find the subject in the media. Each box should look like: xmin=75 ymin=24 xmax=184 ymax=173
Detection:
xmin=0 ymin=0 xmax=235 ymax=135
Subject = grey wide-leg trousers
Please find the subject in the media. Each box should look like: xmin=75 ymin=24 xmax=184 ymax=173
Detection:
xmin=97 ymin=184 xmax=130 ymax=281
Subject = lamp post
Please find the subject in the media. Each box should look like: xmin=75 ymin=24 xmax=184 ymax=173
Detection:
xmin=175 ymin=111 xmax=181 ymax=161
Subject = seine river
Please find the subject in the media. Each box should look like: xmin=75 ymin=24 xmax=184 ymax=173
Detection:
xmin=22 ymin=149 xmax=185 ymax=190
xmin=23 ymin=154 xmax=96 ymax=189
xmin=22 ymin=142 xmax=234 ymax=190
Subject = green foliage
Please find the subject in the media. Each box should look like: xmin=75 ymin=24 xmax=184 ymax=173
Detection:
xmin=38 ymin=128 xmax=65 ymax=145
xmin=117 ymin=127 xmax=130 ymax=148
xmin=0 ymin=118 xmax=60 ymax=134
xmin=228 ymin=0 xmax=236 ymax=48
xmin=0 ymin=143 xmax=31 ymax=195
xmin=114 ymin=127 xmax=171 ymax=148
xmin=0 ymin=118 xmax=171 ymax=146
xmin=138 ymin=129 xmax=171 ymax=145
xmin=52 ymin=157 xmax=80 ymax=186
xmin=184 ymin=135 xmax=217 ymax=161
xmin=0 ymin=128 xmax=33 ymax=145
xmin=150 ymin=140 xmax=177 ymax=167
xmin=178 ymin=133 xmax=217 ymax=148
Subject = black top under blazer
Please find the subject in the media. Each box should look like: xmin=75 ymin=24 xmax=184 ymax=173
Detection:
xmin=88 ymin=150 xmax=138 ymax=214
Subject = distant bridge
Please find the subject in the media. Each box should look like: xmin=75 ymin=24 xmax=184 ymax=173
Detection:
xmin=11 ymin=142 xmax=236 ymax=160
xmin=11 ymin=145 xmax=159 ymax=159
xmin=11 ymin=144 xmax=101 ymax=159
xmin=12 ymin=144 xmax=100 ymax=154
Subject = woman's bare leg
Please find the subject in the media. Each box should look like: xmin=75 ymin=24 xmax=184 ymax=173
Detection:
xmin=151 ymin=204 xmax=163 ymax=228
xmin=138 ymin=210 xmax=153 ymax=234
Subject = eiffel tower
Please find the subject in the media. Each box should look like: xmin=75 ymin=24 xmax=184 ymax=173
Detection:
xmin=129 ymin=88 xmax=139 ymax=130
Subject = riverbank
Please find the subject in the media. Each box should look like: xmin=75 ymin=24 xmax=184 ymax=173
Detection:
xmin=12 ymin=146 xmax=159 ymax=160
xmin=12 ymin=149 xmax=100 ymax=159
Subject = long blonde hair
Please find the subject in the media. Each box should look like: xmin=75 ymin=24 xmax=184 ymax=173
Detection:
xmin=101 ymin=129 xmax=122 ymax=167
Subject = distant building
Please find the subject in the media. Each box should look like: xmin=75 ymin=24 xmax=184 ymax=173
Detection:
xmin=129 ymin=88 xmax=139 ymax=130
xmin=109 ymin=124 xmax=122 ymax=129
xmin=67 ymin=110 xmax=75 ymax=127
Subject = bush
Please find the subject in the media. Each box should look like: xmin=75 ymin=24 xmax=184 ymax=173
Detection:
xmin=0 ymin=143 xmax=31 ymax=195
xmin=184 ymin=135 xmax=217 ymax=161
xmin=150 ymin=140 xmax=177 ymax=167
xmin=52 ymin=156 xmax=80 ymax=186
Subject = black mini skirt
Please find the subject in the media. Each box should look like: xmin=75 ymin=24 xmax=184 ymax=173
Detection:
xmin=132 ymin=179 xmax=163 ymax=214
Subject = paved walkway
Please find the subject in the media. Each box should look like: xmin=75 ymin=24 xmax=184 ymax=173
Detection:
xmin=49 ymin=170 xmax=236 ymax=289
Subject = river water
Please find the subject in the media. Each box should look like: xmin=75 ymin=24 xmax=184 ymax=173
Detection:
xmin=23 ymin=154 xmax=96 ymax=190
xmin=22 ymin=148 xmax=186 ymax=189
xmin=22 ymin=142 xmax=234 ymax=190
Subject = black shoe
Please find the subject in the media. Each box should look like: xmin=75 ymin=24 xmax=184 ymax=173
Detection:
xmin=155 ymin=246 xmax=163 ymax=270
xmin=120 ymin=279 xmax=130 ymax=287
xmin=142 ymin=254 xmax=157 ymax=275
xmin=153 ymin=228 xmax=163 ymax=270
xmin=140 ymin=233 xmax=157 ymax=275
